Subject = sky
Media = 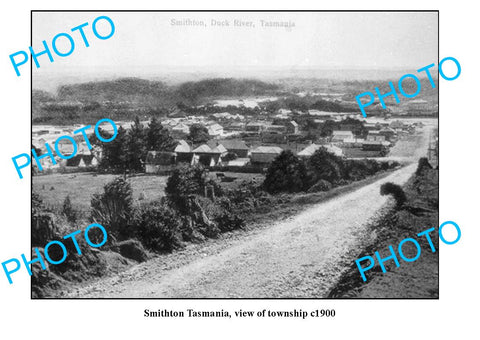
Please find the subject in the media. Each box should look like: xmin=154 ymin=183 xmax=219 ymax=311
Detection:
xmin=31 ymin=11 xmax=438 ymax=90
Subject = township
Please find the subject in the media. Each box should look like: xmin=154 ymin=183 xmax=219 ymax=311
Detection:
xmin=32 ymin=98 xmax=431 ymax=174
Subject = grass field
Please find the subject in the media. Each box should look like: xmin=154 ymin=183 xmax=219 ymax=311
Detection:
xmin=33 ymin=173 xmax=169 ymax=212
xmin=33 ymin=171 xmax=264 ymax=212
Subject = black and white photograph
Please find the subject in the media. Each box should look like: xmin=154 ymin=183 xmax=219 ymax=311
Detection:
xmin=29 ymin=11 xmax=440 ymax=299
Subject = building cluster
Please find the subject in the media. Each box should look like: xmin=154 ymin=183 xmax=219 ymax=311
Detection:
xmin=32 ymin=101 xmax=420 ymax=174
xmin=144 ymin=118 xmax=418 ymax=173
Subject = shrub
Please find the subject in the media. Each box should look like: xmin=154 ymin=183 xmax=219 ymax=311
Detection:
xmin=223 ymin=152 xmax=238 ymax=162
xmin=62 ymin=195 xmax=77 ymax=224
xmin=307 ymin=148 xmax=344 ymax=184
xmin=211 ymin=197 xmax=245 ymax=232
xmin=133 ymin=202 xmax=182 ymax=252
xmin=215 ymin=212 xmax=245 ymax=232
xmin=308 ymin=179 xmax=332 ymax=193
xmin=90 ymin=177 xmax=134 ymax=241
xmin=165 ymin=164 xmax=207 ymax=214
xmin=416 ymin=157 xmax=432 ymax=176
xmin=263 ymin=150 xmax=308 ymax=193
xmin=380 ymin=182 xmax=407 ymax=208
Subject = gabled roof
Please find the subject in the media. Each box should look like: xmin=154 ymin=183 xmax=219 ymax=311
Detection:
xmin=218 ymin=139 xmax=249 ymax=150
xmin=251 ymin=146 xmax=283 ymax=154
xmin=289 ymin=121 xmax=299 ymax=127
xmin=193 ymin=144 xmax=213 ymax=153
xmin=212 ymin=144 xmax=228 ymax=154
xmin=174 ymin=140 xmax=190 ymax=153
xmin=297 ymin=144 xmax=342 ymax=157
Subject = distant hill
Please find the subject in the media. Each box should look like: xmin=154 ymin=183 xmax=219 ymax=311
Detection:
xmin=57 ymin=78 xmax=173 ymax=106
xmin=177 ymin=78 xmax=279 ymax=101
xmin=32 ymin=77 xmax=280 ymax=124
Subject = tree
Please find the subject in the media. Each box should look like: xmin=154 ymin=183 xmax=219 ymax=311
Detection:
xmin=90 ymin=177 xmax=134 ymax=240
xmin=126 ymin=116 xmax=147 ymax=172
xmin=165 ymin=165 xmax=207 ymax=214
xmin=146 ymin=116 xmax=176 ymax=151
xmin=263 ymin=150 xmax=308 ymax=193
xmin=307 ymin=147 xmax=344 ymax=184
xmin=188 ymin=124 xmax=209 ymax=144
xmin=99 ymin=126 xmax=128 ymax=172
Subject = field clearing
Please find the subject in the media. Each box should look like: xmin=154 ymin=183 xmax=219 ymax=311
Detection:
xmin=210 ymin=171 xmax=265 ymax=190
xmin=33 ymin=171 xmax=264 ymax=212
xmin=33 ymin=173 xmax=169 ymax=211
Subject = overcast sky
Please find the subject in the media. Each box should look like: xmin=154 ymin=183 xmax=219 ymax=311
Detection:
xmin=32 ymin=11 xmax=438 ymax=88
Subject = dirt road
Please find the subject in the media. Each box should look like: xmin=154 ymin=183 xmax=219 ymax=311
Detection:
xmin=65 ymin=125 xmax=434 ymax=298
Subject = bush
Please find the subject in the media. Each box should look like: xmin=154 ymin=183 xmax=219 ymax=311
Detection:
xmin=223 ymin=152 xmax=238 ymax=162
xmin=90 ymin=177 xmax=134 ymax=241
xmin=116 ymin=239 xmax=149 ymax=262
xmin=307 ymin=148 xmax=344 ymax=184
xmin=165 ymin=164 xmax=207 ymax=214
xmin=133 ymin=202 xmax=182 ymax=252
xmin=308 ymin=179 xmax=332 ymax=193
xmin=380 ymin=182 xmax=407 ymax=208
xmin=416 ymin=157 xmax=432 ymax=176
xmin=263 ymin=150 xmax=308 ymax=193
xmin=62 ymin=195 xmax=77 ymax=224
xmin=211 ymin=197 xmax=245 ymax=232
xmin=215 ymin=212 xmax=245 ymax=232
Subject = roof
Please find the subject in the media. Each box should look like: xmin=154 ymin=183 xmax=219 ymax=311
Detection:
xmin=228 ymin=158 xmax=250 ymax=166
xmin=289 ymin=121 xmax=299 ymax=127
xmin=218 ymin=139 xmax=249 ymax=150
xmin=362 ymin=141 xmax=391 ymax=146
xmin=208 ymin=123 xmax=223 ymax=130
xmin=297 ymin=144 xmax=342 ymax=157
xmin=212 ymin=144 xmax=228 ymax=153
xmin=251 ymin=146 xmax=283 ymax=154
xmin=174 ymin=140 xmax=190 ymax=153
xmin=332 ymin=130 xmax=354 ymax=136
xmin=193 ymin=144 xmax=213 ymax=153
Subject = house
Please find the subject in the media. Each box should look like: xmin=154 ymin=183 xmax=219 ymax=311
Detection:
xmin=278 ymin=108 xmax=292 ymax=115
xmin=366 ymin=131 xmax=386 ymax=142
xmin=207 ymin=123 xmax=224 ymax=136
xmin=390 ymin=120 xmax=406 ymax=129
xmin=168 ymin=107 xmax=188 ymax=118
xmin=227 ymin=158 xmax=250 ymax=166
xmin=364 ymin=123 xmax=380 ymax=131
xmin=225 ymin=122 xmax=245 ymax=131
xmin=56 ymin=138 xmax=76 ymax=156
xmin=174 ymin=140 xmax=195 ymax=164
xmin=250 ymin=146 xmax=283 ymax=165
xmin=378 ymin=128 xmax=396 ymax=141
xmin=286 ymin=121 xmax=299 ymax=134
xmin=264 ymin=125 xmax=286 ymax=134
xmin=331 ymin=130 xmax=354 ymax=143
xmin=211 ymin=144 xmax=228 ymax=156
xmin=362 ymin=141 xmax=390 ymax=151
xmin=297 ymin=143 xmax=343 ymax=158
xmin=145 ymin=151 xmax=177 ymax=173
xmin=245 ymin=122 xmax=265 ymax=134
xmin=192 ymin=144 xmax=222 ymax=167
xmin=171 ymin=123 xmax=190 ymax=138
xmin=217 ymin=140 xmax=249 ymax=158
xmin=65 ymin=154 xmax=98 ymax=167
